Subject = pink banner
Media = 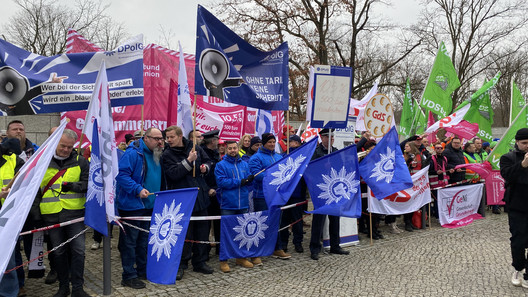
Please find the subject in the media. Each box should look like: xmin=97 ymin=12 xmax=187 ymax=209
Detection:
xmin=444 ymin=120 xmax=479 ymax=140
xmin=485 ymin=170 xmax=506 ymax=206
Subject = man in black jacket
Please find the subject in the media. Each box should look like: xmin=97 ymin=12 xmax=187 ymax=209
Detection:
xmin=442 ymin=137 xmax=465 ymax=183
xmin=309 ymin=129 xmax=349 ymax=260
xmin=500 ymin=128 xmax=528 ymax=288
xmin=161 ymin=126 xmax=213 ymax=280
xmin=201 ymin=130 xmax=221 ymax=255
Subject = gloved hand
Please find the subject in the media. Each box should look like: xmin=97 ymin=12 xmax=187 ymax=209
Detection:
xmin=240 ymin=175 xmax=255 ymax=186
xmin=62 ymin=182 xmax=73 ymax=192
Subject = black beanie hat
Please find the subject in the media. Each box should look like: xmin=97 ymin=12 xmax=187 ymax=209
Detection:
xmin=1 ymin=138 xmax=21 ymax=155
xmin=515 ymin=128 xmax=528 ymax=141
xmin=261 ymin=133 xmax=276 ymax=145
xmin=250 ymin=136 xmax=262 ymax=147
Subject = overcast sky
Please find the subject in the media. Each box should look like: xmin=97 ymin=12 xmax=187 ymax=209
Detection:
xmin=2 ymin=0 xmax=421 ymax=54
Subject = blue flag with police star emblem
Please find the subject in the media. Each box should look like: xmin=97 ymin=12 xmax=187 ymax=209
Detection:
xmin=195 ymin=5 xmax=289 ymax=110
xmin=147 ymin=188 xmax=198 ymax=285
xmin=84 ymin=119 xmax=107 ymax=236
xmin=263 ymin=137 xmax=318 ymax=208
xmin=358 ymin=126 xmax=413 ymax=200
xmin=219 ymin=209 xmax=280 ymax=261
xmin=304 ymin=144 xmax=362 ymax=218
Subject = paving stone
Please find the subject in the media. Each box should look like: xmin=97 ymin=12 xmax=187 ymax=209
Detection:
xmin=22 ymin=209 xmax=523 ymax=296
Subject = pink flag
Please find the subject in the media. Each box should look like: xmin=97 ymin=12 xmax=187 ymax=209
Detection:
xmin=444 ymin=120 xmax=479 ymax=140
xmin=454 ymin=161 xmax=492 ymax=179
xmin=427 ymin=111 xmax=436 ymax=143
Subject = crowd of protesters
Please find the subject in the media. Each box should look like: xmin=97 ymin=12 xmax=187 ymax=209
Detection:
xmin=0 ymin=121 xmax=516 ymax=296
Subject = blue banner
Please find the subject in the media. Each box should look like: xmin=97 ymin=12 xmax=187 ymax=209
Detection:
xmin=195 ymin=5 xmax=289 ymax=110
xmin=0 ymin=36 xmax=143 ymax=115
xmin=84 ymin=119 xmax=107 ymax=236
xmin=304 ymin=144 xmax=362 ymax=218
xmin=263 ymin=138 xmax=318 ymax=208
xmin=358 ymin=126 xmax=413 ymax=199
xmin=147 ymin=188 xmax=198 ymax=285
xmin=219 ymin=209 xmax=280 ymax=260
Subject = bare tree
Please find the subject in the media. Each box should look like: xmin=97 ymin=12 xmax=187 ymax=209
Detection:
xmin=216 ymin=0 xmax=421 ymax=120
xmin=2 ymin=0 xmax=127 ymax=55
xmin=413 ymin=0 xmax=528 ymax=108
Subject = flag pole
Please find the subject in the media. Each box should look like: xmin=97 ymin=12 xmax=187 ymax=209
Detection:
xmin=192 ymin=96 xmax=197 ymax=177
xmin=369 ymin=212 xmax=373 ymax=246
xmin=77 ymin=133 xmax=85 ymax=155
xmin=428 ymin=203 xmax=432 ymax=230
xmin=286 ymin=110 xmax=290 ymax=154
xmin=103 ymin=224 xmax=111 ymax=295
xmin=141 ymin=105 xmax=145 ymax=135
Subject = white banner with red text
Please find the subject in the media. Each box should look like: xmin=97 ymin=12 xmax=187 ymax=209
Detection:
xmin=367 ymin=166 xmax=431 ymax=215
xmin=437 ymin=183 xmax=484 ymax=228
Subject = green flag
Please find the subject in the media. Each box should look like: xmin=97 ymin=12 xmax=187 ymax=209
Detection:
xmin=487 ymin=104 xmax=528 ymax=169
xmin=412 ymin=99 xmax=427 ymax=135
xmin=420 ymin=42 xmax=461 ymax=118
xmin=510 ymin=79 xmax=525 ymax=125
xmin=399 ymin=78 xmax=414 ymax=138
xmin=463 ymin=72 xmax=500 ymax=142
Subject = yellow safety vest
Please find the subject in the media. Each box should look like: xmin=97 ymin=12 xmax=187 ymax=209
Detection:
xmin=0 ymin=154 xmax=17 ymax=205
xmin=39 ymin=164 xmax=85 ymax=215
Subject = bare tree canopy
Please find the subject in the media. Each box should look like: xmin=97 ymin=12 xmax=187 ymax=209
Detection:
xmin=215 ymin=0 xmax=421 ymax=120
xmin=2 ymin=0 xmax=128 ymax=56
xmin=413 ymin=0 xmax=528 ymax=107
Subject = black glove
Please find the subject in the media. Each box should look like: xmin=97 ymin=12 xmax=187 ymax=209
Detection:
xmin=61 ymin=182 xmax=73 ymax=192
xmin=240 ymin=175 xmax=255 ymax=186
xmin=246 ymin=175 xmax=255 ymax=183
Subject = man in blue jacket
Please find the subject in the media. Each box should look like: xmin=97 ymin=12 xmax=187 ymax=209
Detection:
xmin=116 ymin=127 xmax=164 ymax=290
xmin=215 ymin=140 xmax=255 ymax=272
xmin=249 ymin=132 xmax=290 ymax=260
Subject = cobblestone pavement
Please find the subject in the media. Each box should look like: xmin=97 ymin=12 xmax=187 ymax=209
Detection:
xmin=23 ymin=209 xmax=523 ymax=297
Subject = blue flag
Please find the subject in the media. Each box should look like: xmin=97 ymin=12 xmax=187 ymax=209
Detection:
xmin=263 ymin=138 xmax=318 ymax=208
xmin=358 ymin=126 xmax=413 ymax=200
xmin=147 ymin=188 xmax=198 ymax=285
xmin=195 ymin=5 xmax=289 ymax=110
xmin=304 ymin=144 xmax=362 ymax=218
xmin=84 ymin=119 xmax=107 ymax=236
xmin=0 ymin=37 xmax=143 ymax=115
xmin=219 ymin=209 xmax=280 ymax=260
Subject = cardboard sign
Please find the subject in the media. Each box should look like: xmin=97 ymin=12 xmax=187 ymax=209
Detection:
xmin=311 ymin=65 xmax=353 ymax=129
xmin=363 ymin=93 xmax=393 ymax=138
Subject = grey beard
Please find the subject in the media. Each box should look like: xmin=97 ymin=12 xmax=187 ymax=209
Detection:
xmin=153 ymin=147 xmax=163 ymax=165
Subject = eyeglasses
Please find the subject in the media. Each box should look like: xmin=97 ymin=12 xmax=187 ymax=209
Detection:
xmin=435 ymin=147 xmax=443 ymax=150
xmin=147 ymin=136 xmax=164 ymax=142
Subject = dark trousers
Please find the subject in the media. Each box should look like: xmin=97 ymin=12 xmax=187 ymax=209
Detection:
xmin=0 ymin=251 xmax=18 ymax=297
xmin=118 ymin=209 xmax=151 ymax=281
xmin=180 ymin=208 xmax=210 ymax=269
xmin=280 ymin=197 xmax=304 ymax=248
xmin=310 ymin=214 xmax=340 ymax=255
xmin=508 ymin=211 xmax=528 ymax=273
xmin=253 ymin=198 xmax=282 ymax=250
xmin=208 ymin=196 xmax=221 ymax=253
xmin=48 ymin=221 xmax=86 ymax=290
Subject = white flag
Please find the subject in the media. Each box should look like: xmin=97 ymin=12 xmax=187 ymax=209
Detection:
xmin=177 ymin=42 xmax=194 ymax=137
xmin=256 ymin=109 xmax=274 ymax=137
xmin=425 ymin=103 xmax=470 ymax=134
xmin=93 ymin=61 xmax=118 ymax=223
xmin=368 ymin=166 xmax=431 ymax=215
xmin=353 ymin=82 xmax=378 ymax=131
xmin=0 ymin=121 xmax=66 ymax=282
